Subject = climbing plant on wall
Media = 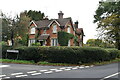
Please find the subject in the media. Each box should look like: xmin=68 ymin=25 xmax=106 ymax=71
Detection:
xmin=58 ymin=31 xmax=74 ymax=46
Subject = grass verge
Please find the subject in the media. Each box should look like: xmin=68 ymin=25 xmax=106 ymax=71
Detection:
xmin=0 ymin=59 xmax=35 ymax=64
xmin=1 ymin=58 xmax=120 ymax=66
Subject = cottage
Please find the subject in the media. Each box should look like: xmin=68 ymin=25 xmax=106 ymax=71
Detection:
xmin=28 ymin=11 xmax=84 ymax=46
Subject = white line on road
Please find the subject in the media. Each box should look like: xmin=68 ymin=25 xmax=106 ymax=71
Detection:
xmin=50 ymin=69 xmax=58 ymax=70
xmin=0 ymin=75 xmax=6 ymax=77
xmin=15 ymin=75 xmax=28 ymax=78
xmin=40 ymin=70 xmax=48 ymax=72
xmin=72 ymin=67 xmax=78 ymax=70
xmin=27 ymin=71 xmax=37 ymax=74
xmin=3 ymin=77 xmax=10 ymax=79
xmin=31 ymin=73 xmax=41 ymax=75
xmin=79 ymin=66 xmax=84 ymax=69
xmin=59 ymin=67 xmax=67 ymax=69
xmin=44 ymin=71 xmax=53 ymax=74
xmin=11 ymin=72 xmax=23 ymax=75
xmin=100 ymin=72 xmax=120 ymax=80
xmin=55 ymin=70 xmax=63 ymax=72
xmin=0 ymin=65 xmax=10 ymax=68
xmin=85 ymin=66 xmax=90 ymax=68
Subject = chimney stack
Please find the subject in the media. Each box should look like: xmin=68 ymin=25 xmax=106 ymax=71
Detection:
xmin=58 ymin=11 xmax=64 ymax=19
xmin=74 ymin=21 xmax=79 ymax=29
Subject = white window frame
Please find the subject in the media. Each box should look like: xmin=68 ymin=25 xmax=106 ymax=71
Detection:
xmin=67 ymin=27 xmax=71 ymax=33
xmin=30 ymin=27 xmax=35 ymax=34
xmin=68 ymin=40 xmax=70 ymax=46
xmin=51 ymin=38 xmax=58 ymax=46
xmin=29 ymin=39 xmax=35 ymax=46
xmin=53 ymin=25 xmax=57 ymax=33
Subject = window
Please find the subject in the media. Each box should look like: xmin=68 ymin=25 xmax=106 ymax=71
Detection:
xmin=53 ymin=25 xmax=57 ymax=33
xmin=51 ymin=38 xmax=58 ymax=46
xmin=67 ymin=27 xmax=70 ymax=33
xmin=68 ymin=40 xmax=70 ymax=46
xmin=30 ymin=27 xmax=35 ymax=34
xmin=28 ymin=39 xmax=35 ymax=46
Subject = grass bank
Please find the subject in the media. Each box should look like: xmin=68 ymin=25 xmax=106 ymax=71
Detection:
xmin=1 ymin=58 xmax=120 ymax=66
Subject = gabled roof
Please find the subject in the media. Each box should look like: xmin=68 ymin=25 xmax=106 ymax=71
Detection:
xmin=56 ymin=17 xmax=71 ymax=26
xmin=34 ymin=20 xmax=52 ymax=28
xmin=76 ymin=28 xmax=84 ymax=35
xmin=30 ymin=17 xmax=74 ymax=30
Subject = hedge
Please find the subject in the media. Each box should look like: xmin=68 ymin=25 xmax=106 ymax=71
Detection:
xmin=2 ymin=45 xmax=120 ymax=64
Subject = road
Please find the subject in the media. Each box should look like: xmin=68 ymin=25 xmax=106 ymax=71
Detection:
xmin=0 ymin=62 xmax=119 ymax=80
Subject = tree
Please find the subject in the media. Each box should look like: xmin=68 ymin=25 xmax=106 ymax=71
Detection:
xmin=94 ymin=1 xmax=120 ymax=50
xmin=27 ymin=10 xmax=45 ymax=21
xmin=2 ymin=12 xmax=18 ymax=46
xmin=86 ymin=39 xmax=115 ymax=48
xmin=17 ymin=11 xmax=31 ymax=46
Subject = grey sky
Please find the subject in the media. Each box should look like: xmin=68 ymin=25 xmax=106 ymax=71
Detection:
xmin=0 ymin=0 xmax=101 ymax=43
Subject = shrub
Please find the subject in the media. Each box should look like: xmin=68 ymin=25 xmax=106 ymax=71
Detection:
xmin=107 ymin=49 xmax=120 ymax=59
xmin=2 ymin=46 xmax=120 ymax=64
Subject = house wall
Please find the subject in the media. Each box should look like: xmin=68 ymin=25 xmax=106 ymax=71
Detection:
xmin=29 ymin=23 xmax=36 ymax=39
xmin=29 ymin=20 xmax=76 ymax=46
xmin=64 ymin=20 xmax=75 ymax=46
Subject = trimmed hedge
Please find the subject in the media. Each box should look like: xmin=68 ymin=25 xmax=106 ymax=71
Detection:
xmin=2 ymin=45 xmax=120 ymax=64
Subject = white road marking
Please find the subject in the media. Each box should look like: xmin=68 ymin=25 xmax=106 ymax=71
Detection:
xmin=55 ymin=70 xmax=63 ymax=72
xmin=44 ymin=71 xmax=53 ymax=74
xmin=85 ymin=66 xmax=89 ymax=68
xmin=3 ymin=77 xmax=10 ymax=79
xmin=79 ymin=66 xmax=84 ymax=69
xmin=64 ymin=69 xmax=71 ymax=71
xmin=40 ymin=70 xmax=48 ymax=72
xmin=50 ymin=69 xmax=58 ymax=70
xmin=90 ymin=65 xmax=94 ymax=67
xmin=100 ymin=72 xmax=120 ymax=80
xmin=11 ymin=72 xmax=23 ymax=75
xmin=15 ymin=75 xmax=28 ymax=78
xmin=31 ymin=73 xmax=41 ymax=75
xmin=72 ymin=67 xmax=78 ymax=70
xmin=0 ymin=75 xmax=6 ymax=77
xmin=27 ymin=71 xmax=37 ymax=74
xmin=0 ymin=65 xmax=10 ymax=68
xmin=59 ymin=67 xmax=67 ymax=69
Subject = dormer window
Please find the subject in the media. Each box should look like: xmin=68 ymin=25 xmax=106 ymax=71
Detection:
xmin=53 ymin=25 xmax=57 ymax=33
xmin=30 ymin=27 xmax=35 ymax=34
xmin=67 ymin=26 xmax=71 ymax=33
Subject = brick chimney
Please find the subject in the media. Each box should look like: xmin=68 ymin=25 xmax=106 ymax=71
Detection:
xmin=58 ymin=11 xmax=64 ymax=19
xmin=74 ymin=21 xmax=79 ymax=29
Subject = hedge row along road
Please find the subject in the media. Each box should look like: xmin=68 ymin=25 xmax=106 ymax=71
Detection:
xmin=2 ymin=46 xmax=120 ymax=64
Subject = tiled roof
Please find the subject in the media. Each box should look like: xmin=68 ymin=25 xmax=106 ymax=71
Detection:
xmin=76 ymin=28 xmax=83 ymax=35
xmin=34 ymin=20 xmax=52 ymax=28
xmin=38 ymin=34 xmax=50 ymax=40
xmin=33 ymin=18 xmax=71 ymax=29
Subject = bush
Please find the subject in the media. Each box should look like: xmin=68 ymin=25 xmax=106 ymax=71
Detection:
xmin=2 ymin=44 xmax=13 ymax=59
xmin=2 ymin=46 xmax=120 ymax=64
xmin=107 ymin=49 xmax=120 ymax=59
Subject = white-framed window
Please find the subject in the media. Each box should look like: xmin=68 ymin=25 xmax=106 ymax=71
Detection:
xmin=53 ymin=25 xmax=57 ymax=33
xmin=68 ymin=40 xmax=70 ymax=46
xmin=30 ymin=27 xmax=35 ymax=34
xmin=67 ymin=27 xmax=71 ymax=33
xmin=28 ymin=39 xmax=35 ymax=46
xmin=51 ymin=38 xmax=58 ymax=46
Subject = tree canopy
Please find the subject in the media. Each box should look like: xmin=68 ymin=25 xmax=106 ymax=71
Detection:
xmin=94 ymin=0 xmax=120 ymax=50
xmin=27 ymin=10 xmax=45 ymax=21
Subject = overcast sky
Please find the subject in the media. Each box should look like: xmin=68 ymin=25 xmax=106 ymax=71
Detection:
xmin=0 ymin=0 xmax=101 ymax=43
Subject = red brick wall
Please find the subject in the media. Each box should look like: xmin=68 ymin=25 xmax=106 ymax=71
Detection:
xmin=29 ymin=23 xmax=36 ymax=39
